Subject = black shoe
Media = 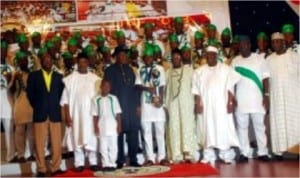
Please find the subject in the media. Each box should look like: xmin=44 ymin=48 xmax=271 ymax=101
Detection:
xmin=102 ymin=167 xmax=110 ymax=172
xmin=130 ymin=162 xmax=141 ymax=167
xmin=45 ymin=154 xmax=51 ymax=160
xmin=90 ymin=165 xmax=99 ymax=172
xmin=109 ymin=167 xmax=116 ymax=172
xmin=273 ymin=155 xmax=283 ymax=161
xmin=18 ymin=157 xmax=26 ymax=163
xmin=160 ymin=159 xmax=169 ymax=165
xmin=8 ymin=156 xmax=18 ymax=163
xmin=27 ymin=155 xmax=35 ymax=161
xmin=257 ymin=155 xmax=270 ymax=162
xmin=144 ymin=160 xmax=154 ymax=166
xmin=237 ymin=155 xmax=249 ymax=163
xmin=51 ymin=169 xmax=65 ymax=176
xmin=75 ymin=166 xmax=84 ymax=172
xmin=117 ymin=163 xmax=123 ymax=169
xmin=36 ymin=172 xmax=46 ymax=177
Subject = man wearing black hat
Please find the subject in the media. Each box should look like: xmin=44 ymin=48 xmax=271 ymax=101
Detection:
xmin=104 ymin=48 xmax=141 ymax=168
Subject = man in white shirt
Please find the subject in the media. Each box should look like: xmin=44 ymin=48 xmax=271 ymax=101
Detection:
xmin=232 ymin=36 xmax=270 ymax=162
xmin=135 ymin=46 xmax=168 ymax=166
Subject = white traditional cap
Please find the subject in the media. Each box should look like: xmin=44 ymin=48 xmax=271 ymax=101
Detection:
xmin=206 ymin=46 xmax=218 ymax=53
xmin=271 ymin=32 xmax=284 ymax=40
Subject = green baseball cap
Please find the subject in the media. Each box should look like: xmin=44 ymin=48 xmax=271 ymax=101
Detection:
xmin=169 ymin=33 xmax=178 ymax=43
xmin=38 ymin=47 xmax=48 ymax=57
xmin=115 ymin=30 xmax=125 ymax=38
xmin=257 ymin=32 xmax=268 ymax=40
xmin=17 ymin=34 xmax=28 ymax=43
xmin=45 ymin=40 xmax=55 ymax=49
xmin=96 ymin=35 xmax=105 ymax=42
xmin=143 ymin=45 xmax=154 ymax=57
xmin=101 ymin=46 xmax=110 ymax=53
xmin=68 ymin=38 xmax=78 ymax=46
xmin=31 ymin=31 xmax=41 ymax=38
xmin=180 ymin=45 xmax=191 ymax=52
xmin=144 ymin=22 xmax=154 ymax=29
xmin=194 ymin=31 xmax=204 ymax=40
xmin=61 ymin=52 xmax=73 ymax=60
xmin=153 ymin=44 xmax=161 ymax=54
xmin=207 ymin=24 xmax=217 ymax=31
xmin=232 ymin=35 xmax=240 ymax=43
xmin=221 ymin=27 xmax=231 ymax=37
xmin=282 ymin=24 xmax=294 ymax=34
xmin=15 ymin=51 xmax=27 ymax=63
xmin=73 ymin=31 xmax=82 ymax=39
xmin=174 ymin=17 xmax=184 ymax=24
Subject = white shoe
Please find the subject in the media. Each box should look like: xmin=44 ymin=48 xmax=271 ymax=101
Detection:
xmin=223 ymin=159 xmax=234 ymax=164
xmin=200 ymin=158 xmax=209 ymax=164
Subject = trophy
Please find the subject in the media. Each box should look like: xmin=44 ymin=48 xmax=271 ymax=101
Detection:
xmin=151 ymin=68 xmax=161 ymax=108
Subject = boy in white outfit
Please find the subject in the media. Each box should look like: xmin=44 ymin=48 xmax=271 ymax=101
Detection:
xmin=92 ymin=79 xmax=122 ymax=172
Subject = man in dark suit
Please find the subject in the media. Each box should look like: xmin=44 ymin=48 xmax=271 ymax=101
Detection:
xmin=104 ymin=48 xmax=141 ymax=169
xmin=26 ymin=48 xmax=64 ymax=177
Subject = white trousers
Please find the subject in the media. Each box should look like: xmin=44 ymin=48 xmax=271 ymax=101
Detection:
xmin=1 ymin=118 xmax=16 ymax=161
xmin=236 ymin=112 xmax=268 ymax=157
xmin=74 ymin=147 xmax=97 ymax=167
xmin=202 ymin=148 xmax=235 ymax=162
xmin=99 ymin=135 xmax=118 ymax=168
xmin=141 ymin=121 xmax=166 ymax=162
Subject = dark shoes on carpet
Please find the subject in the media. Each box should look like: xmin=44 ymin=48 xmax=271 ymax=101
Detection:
xmin=75 ymin=166 xmax=85 ymax=172
xmin=257 ymin=155 xmax=271 ymax=161
xmin=117 ymin=163 xmax=124 ymax=169
xmin=18 ymin=157 xmax=26 ymax=163
xmin=51 ymin=169 xmax=66 ymax=176
xmin=102 ymin=167 xmax=116 ymax=172
xmin=160 ymin=159 xmax=169 ymax=166
xmin=272 ymin=155 xmax=284 ymax=161
xmin=237 ymin=155 xmax=249 ymax=163
xmin=145 ymin=160 xmax=154 ymax=166
xmin=90 ymin=165 xmax=100 ymax=172
xmin=36 ymin=172 xmax=46 ymax=177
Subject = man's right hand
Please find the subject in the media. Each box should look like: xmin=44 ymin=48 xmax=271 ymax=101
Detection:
xmin=194 ymin=103 xmax=203 ymax=114
xmin=65 ymin=116 xmax=73 ymax=127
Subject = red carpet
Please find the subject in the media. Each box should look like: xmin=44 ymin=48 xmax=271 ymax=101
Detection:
xmin=55 ymin=163 xmax=219 ymax=177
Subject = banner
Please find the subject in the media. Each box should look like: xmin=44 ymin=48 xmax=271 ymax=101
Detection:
xmin=77 ymin=0 xmax=167 ymax=22
xmin=1 ymin=1 xmax=76 ymax=31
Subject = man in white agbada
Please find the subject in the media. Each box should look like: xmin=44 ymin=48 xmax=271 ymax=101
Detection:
xmin=266 ymin=32 xmax=300 ymax=160
xmin=165 ymin=49 xmax=198 ymax=163
xmin=231 ymin=36 xmax=270 ymax=162
xmin=61 ymin=52 xmax=101 ymax=172
xmin=192 ymin=46 xmax=241 ymax=164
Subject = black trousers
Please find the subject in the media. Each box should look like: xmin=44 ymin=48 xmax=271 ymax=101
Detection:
xmin=117 ymin=130 xmax=139 ymax=165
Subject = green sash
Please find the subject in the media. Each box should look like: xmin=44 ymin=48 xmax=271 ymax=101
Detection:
xmin=235 ymin=66 xmax=263 ymax=95
xmin=96 ymin=96 xmax=116 ymax=118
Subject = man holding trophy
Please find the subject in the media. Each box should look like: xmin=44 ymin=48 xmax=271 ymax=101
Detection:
xmin=135 ymin=44 xmax=168 ymax=166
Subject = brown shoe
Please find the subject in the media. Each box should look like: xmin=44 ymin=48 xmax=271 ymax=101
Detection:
xmin=145 ymin=160 xmax=154 ymax=166
xmin=160 ymin=159 xmax=169 ymax=166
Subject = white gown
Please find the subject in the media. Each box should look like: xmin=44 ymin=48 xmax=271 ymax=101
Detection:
xmin=61 ymin=71 xmax=101 ymax=151
xmin=192 ymin=63 xmax=241 ymax=150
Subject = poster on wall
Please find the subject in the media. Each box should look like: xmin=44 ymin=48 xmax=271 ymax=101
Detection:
xmin=1 ymin=1 xmax=76 ymax=31
xmin=54 ymin=13 xmax=210 ymax=48
xmin=77 ymin=0 xmax=167 ymax=22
